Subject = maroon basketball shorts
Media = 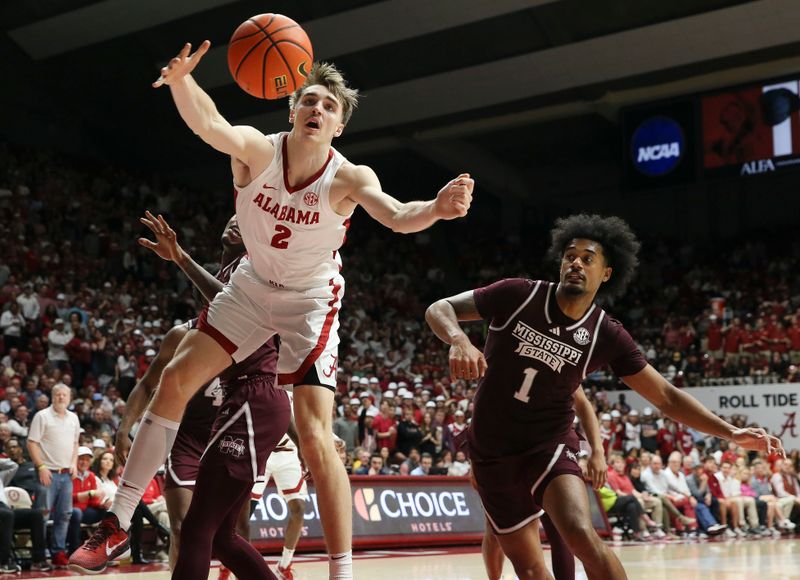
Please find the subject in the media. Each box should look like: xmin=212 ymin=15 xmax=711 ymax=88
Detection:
xmin=200 ymin=376 xmax=291 ymax=484
xmin=472 ymin=431 xmax=583 ymax=535
xmin=165 ymin=427 xmax=209 ymax=491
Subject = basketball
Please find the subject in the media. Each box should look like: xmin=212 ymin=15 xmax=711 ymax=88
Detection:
xmin=227 ymin=14 xmax=313 ymax=100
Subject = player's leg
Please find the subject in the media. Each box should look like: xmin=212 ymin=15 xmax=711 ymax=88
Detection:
xmin=112 ymin=331 xmax=229 ymax=525
xmin=492 ymin=518 xmax=554 ymax=580
xmin=70 ymin=332 xmax=231 ymax=573
xmin=164 ymin=487 xmax=194 ymax=569
xmin=173 ymin=464 xmax=276 ymax=580
xmin=541 ymin=513 xmax=576 ymax=580
xmin=275 ymin=498 xmax=305 ymax=578
xmin=293 ymin=385 xmax=352 ymax=576
xmin=481 ymin=521 xmax=504 ymax=580
xmin=542 ymin=475 xmax=627 ymax=580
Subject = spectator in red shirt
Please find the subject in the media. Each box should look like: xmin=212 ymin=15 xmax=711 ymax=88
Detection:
xmin=372 ymin=402 xmax=398 ymax=455
xmin=675 ymin=423 xmax=694 ymax=457
xmin=722 ymin=318 xmax=744 ymax=363
xmin=72 ymin=446 xmax=108 ymax=524
xmin=787 ymin=316 xmax=800 ymax=364
xmin=657 ymin=418 xmax=676 ymax=461
xmin=703 ymin=456 xmax=739 ymax=532
xmin=706 ymin=315 xmax=723 ymax=360
xmin=606 ymin=454 xmax=662 ymax=532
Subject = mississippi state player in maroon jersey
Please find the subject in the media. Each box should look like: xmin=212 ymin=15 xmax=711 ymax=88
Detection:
xmin=72 ymin=216 xmax=286 ymax=580
xmin=427 ymin=214 xmax=784 ymax=579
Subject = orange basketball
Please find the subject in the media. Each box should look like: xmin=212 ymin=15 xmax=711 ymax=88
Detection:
xmin=227 ymin=14 xmax=313 ymax=100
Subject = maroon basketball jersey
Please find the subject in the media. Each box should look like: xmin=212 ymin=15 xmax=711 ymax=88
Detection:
xmin=469 ymin=279 xmax=646 ymax=459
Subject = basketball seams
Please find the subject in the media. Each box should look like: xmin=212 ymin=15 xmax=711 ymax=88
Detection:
xmin=229 ymin=14 xmax=312 ymax=99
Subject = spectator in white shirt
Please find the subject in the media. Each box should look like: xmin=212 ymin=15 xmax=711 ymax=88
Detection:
xmin=770 ymin=459 xmax=800 ymax=522
xmin=0 ymin=303 xmax=26 ymax=350
xmin=16 ymin=285 xmax=40 ymax=323
xmin=624 ymin=410 xmax=642 ymax=452
xmin=47 ymin=319 xmax=73 ymax=371
xmin=716 ymin=460 xmax=759 ymax=534
xmin=643 ymin=454 xmax=696 ymax=533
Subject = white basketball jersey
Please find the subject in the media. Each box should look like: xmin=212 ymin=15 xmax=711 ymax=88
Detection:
xmin=234 ymin=132 xmax=351 ymax=291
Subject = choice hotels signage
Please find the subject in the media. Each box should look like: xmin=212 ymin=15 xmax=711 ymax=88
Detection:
xmin=248 ymin=476 xmax=486 ymax=551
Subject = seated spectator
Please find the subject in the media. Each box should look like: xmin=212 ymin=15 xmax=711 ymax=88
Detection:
xmin=771 ymin=458 xmax=800 ymax=525
xmin=401 ymin=448 xmax=421 ymax=475
xmin=663 ymin=452 xmax=701 ymax=535
xmin=685 ymin=463 xmax=727 ymax=536
xmin=607 ymin=454 xmax=663 ymax=535
xmin=597 ymin=484 xmax=648 ymax=541
xmin=704 ymin=456 xmax=739 ymax=536
xmin=716 ymin=460 xmax=759 ymax=535
xmin=410 ymin=453 xmax=433 ymax=476
xmin=751 ymin=459 xmax=796 ymax=532
xmin=448 ymin=450 xmax=470 ymax=477
xmin=72 ymin=446 xmax=108 ymax=525
xmin=6 ymin=439 xmax=47 ymax=511
xmin=641 ymin=454 xmax=696 ymax=534
xmin=356 ymin=454 xmax=391 ymax=476
xmin=0 ymin=453 xmax=51 ymax=572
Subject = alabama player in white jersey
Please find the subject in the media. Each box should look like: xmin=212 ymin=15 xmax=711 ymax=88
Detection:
xmin=70 ymin=41 xmax=473 ymax=579
xmin=251 ymin=392 xmax=308 ymax=580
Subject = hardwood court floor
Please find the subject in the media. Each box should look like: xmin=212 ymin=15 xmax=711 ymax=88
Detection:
xmin=15 ymin=537 xmax=800 ymax=579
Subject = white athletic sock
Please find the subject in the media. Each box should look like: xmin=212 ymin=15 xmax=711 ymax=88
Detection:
xmin=279 ymin=547 xmax=295 ymax=568
xmin=111 ymin=411 xmax=180 ymax=530
xmin=329 ymin=551 xmax=352 ymax=579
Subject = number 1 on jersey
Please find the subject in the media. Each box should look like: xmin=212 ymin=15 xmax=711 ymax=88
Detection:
xmin=514 ymin=368 xmax=539 ymax=403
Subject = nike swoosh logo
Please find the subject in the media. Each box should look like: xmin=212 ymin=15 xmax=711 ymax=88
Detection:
xmin=331 ymin=554 xmax=349 ymax=560
xmin=106 ymin=538 xmax=126 ymax=556
xmin=263 ymin=185 xmax=277 ymax=191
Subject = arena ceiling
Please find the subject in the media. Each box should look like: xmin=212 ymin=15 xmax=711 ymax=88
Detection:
xmin=3 ymin=0 xmax=800 ymax=201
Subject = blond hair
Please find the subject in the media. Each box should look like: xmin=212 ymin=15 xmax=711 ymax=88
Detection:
xmin=289 ymin=62 xmax=359 ymax=125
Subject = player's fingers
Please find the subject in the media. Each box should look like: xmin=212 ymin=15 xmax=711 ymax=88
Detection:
xmin=138 ymin=238 xmax=157 ymax=250
xmin=139 ymin=218 xmax=159 ymax=234
xmin=157 ymin=214 xmax=170 ymax=234
xmin=468 ymin=357 xmax=479 ymax=379
xmin=179 ymin=42 xmax=192 ymax=58
xmin=152 ymin=75 xmax=166 ymax=88
xmin=194 ymin=40 xmax=211 ymax=59
xmin=478 ymin=355 xmax=487 ymax=377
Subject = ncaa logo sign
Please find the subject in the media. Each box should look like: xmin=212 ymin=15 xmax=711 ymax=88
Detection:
xmin=631 ymin=116 xmax=684 ymax=176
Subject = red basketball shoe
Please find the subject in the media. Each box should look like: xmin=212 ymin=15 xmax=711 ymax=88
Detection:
xmin=218 ymin=564 xmax=231 ymax=580
xmin=277 ymin=563 xmax=294 ymax=579
xmin=68 ymin=513 xmax=130 ymax=574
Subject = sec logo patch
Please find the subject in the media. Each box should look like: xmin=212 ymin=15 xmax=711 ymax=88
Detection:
xmin=304 ymin=191 xmax=319 ymax=207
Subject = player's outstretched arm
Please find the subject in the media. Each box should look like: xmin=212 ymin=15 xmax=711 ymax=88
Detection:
xmin=138 ymin=211 xmax=224 ymax=303
xmin=347 ymin=165 xmax=474 ymax=234
xmin=153 ymin=41 xmax=272 ymax=164
xmin=573 ymin=388 xmax=606 ymax=489
xmin=115 ymin=325 xmax=188 ymax=465
xmin=621 ymin=364 xmax=785 ymax=456
xmin=426 ymin=291 xmax=487 ymax=381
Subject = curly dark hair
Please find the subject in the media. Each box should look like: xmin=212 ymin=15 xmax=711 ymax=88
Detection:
xmin=546 ymin=214 xmax=640 ymax=297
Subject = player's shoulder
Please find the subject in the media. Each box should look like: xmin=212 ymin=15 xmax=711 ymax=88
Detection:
xmin=477 ymin=277 xmax=542 ymax=294
xmin=336 ymin=161 xmax=378 ymax=188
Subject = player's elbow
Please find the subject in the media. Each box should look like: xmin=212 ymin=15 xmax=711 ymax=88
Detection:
xmin=425 ymin=301 xmax=445 ymax=328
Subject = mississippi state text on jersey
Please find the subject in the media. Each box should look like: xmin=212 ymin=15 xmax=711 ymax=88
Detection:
xmin=469 ymin=279 xmax=646 ymax=458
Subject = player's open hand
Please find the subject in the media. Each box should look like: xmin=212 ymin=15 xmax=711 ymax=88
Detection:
xmin=449 ymin=336 xmax=487 ymax=381
xmin=153 ymin=41 xmax=211 ymax=88
xmin=587 ymin=451 xmax=607 ymax=489
xmin=138 ymin=210 xmax=184 ymax=262
xmin=435 ymin=173 xmax=474 ymax=220
xmin=732 ymin=427 xmax=785 ymax=457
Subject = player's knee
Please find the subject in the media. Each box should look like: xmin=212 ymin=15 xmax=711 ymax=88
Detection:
xmin=287 ymin=500 xmax=304 ymax=518
xmin=158 ymin=362 xmax=194 ymax=402
xmin=558 ymin=517 xmax=597 ymax=551
xmin=297 ymin=431 xmax=332 ymax=465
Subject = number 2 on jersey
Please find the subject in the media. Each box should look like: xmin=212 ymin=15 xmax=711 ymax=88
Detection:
xmin=514 ymin=367 xmax=539 ymax=403
xmin=271 ymin=225 xmax=292 ymax=249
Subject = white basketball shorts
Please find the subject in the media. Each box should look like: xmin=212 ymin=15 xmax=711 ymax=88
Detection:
xmin=251 ymin=448 xmax=309 ymax=502
xmin=197 ymin=264 xmax=343 ymax=389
